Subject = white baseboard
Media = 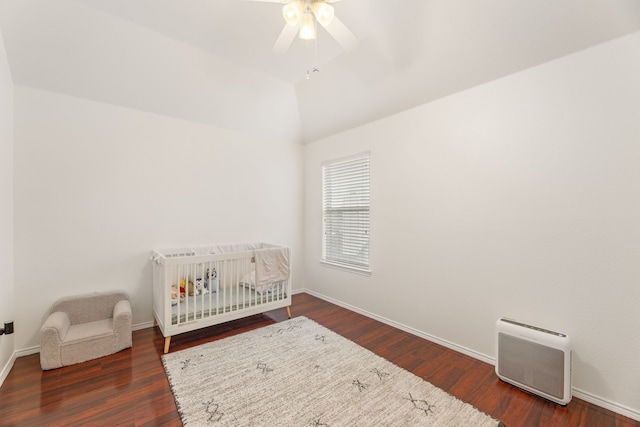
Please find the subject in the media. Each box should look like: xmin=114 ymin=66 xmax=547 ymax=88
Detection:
xmin=302 ymin=288 xmax=494 ymax=364
xmin=133 ymin=321 xmax=155 ymax=331
xmin=15 ymin=345 xmax=39 ymax=358
xmin=300 ymin=288 xmax=640 ymax=423
xmin=572 ymin=388 xmax=640 ymax=422
xmin=0 ymin=352 xmax=17 ymax=388
xmin=0 ymin=345 xmax=38 ymax=389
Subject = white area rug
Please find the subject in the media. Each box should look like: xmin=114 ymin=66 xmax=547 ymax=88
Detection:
xmin=162 ymin=317 xmax=503 ymax=426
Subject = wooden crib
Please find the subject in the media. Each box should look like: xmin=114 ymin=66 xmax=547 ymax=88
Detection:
xmin=151 ymin=243 xmax=291 ymax=353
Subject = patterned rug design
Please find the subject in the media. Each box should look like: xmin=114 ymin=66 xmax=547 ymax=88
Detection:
xmin=162 ymin=316 xmax=503 ymax=426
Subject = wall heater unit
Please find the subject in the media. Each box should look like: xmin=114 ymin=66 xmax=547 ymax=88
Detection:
xmin=496 ymin=318 xmax=572 ymax=405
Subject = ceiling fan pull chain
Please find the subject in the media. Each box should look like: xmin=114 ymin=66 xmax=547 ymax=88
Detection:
xmin=306 ymin=32 xmax=320 ymax=80
xmin=314 ymin=33 xmax=319 ymax=71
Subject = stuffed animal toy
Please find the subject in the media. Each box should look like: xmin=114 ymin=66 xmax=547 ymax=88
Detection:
xmin=179 ymin=279 xmax=187 ymax=297
xmin=177 ymin=278 xmax=205 ymax=296
xmin=171 ymin=284 xmax=183 ymax=305
xmin=171 ymin=284 xmax=178 ymax=305
xmin=203 ymin=268 xmax=218 ymax=293
xmin=187 ymin=280 xmax=197 ymax=296
xmin=195 ymin=279 xmax=209 ymax=295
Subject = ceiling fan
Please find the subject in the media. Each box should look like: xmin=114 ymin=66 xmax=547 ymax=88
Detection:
xmin=247 ymin=0 xmax=359 ymax=54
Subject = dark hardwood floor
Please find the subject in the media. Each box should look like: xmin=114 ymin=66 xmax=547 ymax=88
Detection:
xmin=0 ymin=293 xmax=638 ymax=427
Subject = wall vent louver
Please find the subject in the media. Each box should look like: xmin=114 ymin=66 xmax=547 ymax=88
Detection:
xmin=496 ymin=318 xmax=572 ymax=405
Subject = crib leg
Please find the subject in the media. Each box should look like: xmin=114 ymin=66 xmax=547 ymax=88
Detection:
xmin=286 ymin=306 xmax=291 ymax=319
xmin=164 ymin=336 xmax=171 ymax=354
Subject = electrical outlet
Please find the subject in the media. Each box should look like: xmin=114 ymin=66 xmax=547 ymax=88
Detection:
xmin=0 ymin=321 xmax=13 ymax=335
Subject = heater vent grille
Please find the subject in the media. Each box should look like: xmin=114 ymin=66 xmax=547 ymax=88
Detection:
xmin=496 ymin=318 xmax=572 ymax=405
xmin=498 ymin=333 xmax=565 ymax=399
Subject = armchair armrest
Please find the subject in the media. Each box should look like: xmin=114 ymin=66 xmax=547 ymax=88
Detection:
xmin=41 ymin=311 xmax=71 ymax=344
xmin=113 ymin=299 xmax=131 ymax=320
xmin=40 ymin=311 xmax=70 ymax=370
xmin=113 ymin=299 xmax=132 ymax=350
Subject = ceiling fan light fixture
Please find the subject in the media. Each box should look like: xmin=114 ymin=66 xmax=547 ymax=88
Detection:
xmin=282 ymin=1 xmax=303 ymax=26
xmin=299 ymin=10 xmax=316 ymax=40
xmin=312 ymin=2 xmax=334 ymax=27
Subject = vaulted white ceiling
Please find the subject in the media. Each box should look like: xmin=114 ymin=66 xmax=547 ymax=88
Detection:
xmin=1 ymin=0 xmax=640 ymax=143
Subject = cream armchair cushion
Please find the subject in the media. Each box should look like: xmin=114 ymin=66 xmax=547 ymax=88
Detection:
xmin=40 ymin=291 xmax=132 ymax=370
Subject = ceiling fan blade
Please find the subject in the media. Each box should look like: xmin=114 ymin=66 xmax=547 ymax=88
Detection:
xmin=273 ymin=23 xmax=299 ymax=54
xmin=322 ymin=15 xmax=358 ymax=52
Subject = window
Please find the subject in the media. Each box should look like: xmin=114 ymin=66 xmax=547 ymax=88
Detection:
xmin=322 ymin=153 xmax=370 ymax=272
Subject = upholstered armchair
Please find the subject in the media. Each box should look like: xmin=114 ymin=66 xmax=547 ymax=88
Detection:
xmin=40 ymin=291 xmax=132 ymax=370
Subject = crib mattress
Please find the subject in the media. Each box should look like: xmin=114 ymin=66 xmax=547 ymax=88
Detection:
xmin=171 ymin=286 xmax=287 ymax=325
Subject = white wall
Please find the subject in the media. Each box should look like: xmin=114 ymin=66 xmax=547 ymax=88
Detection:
xmin=0 ymin=27 xmax=15 ymax=380
xmin=13 ymin=86 xmax=303 ymax=351
xmin=304 ymin=32 xmax=640 ymax=417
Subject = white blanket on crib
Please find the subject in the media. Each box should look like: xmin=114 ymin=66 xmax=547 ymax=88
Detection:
xmin=254 ymin=246 xmax=290 ymax=286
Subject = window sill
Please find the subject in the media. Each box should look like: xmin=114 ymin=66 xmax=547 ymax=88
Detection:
xmin=320 ymin=260 xmax=371 ymax=276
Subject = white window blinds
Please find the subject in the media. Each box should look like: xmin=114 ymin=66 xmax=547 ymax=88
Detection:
xmin=322 ymin=153 xmax=370 ymax=270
